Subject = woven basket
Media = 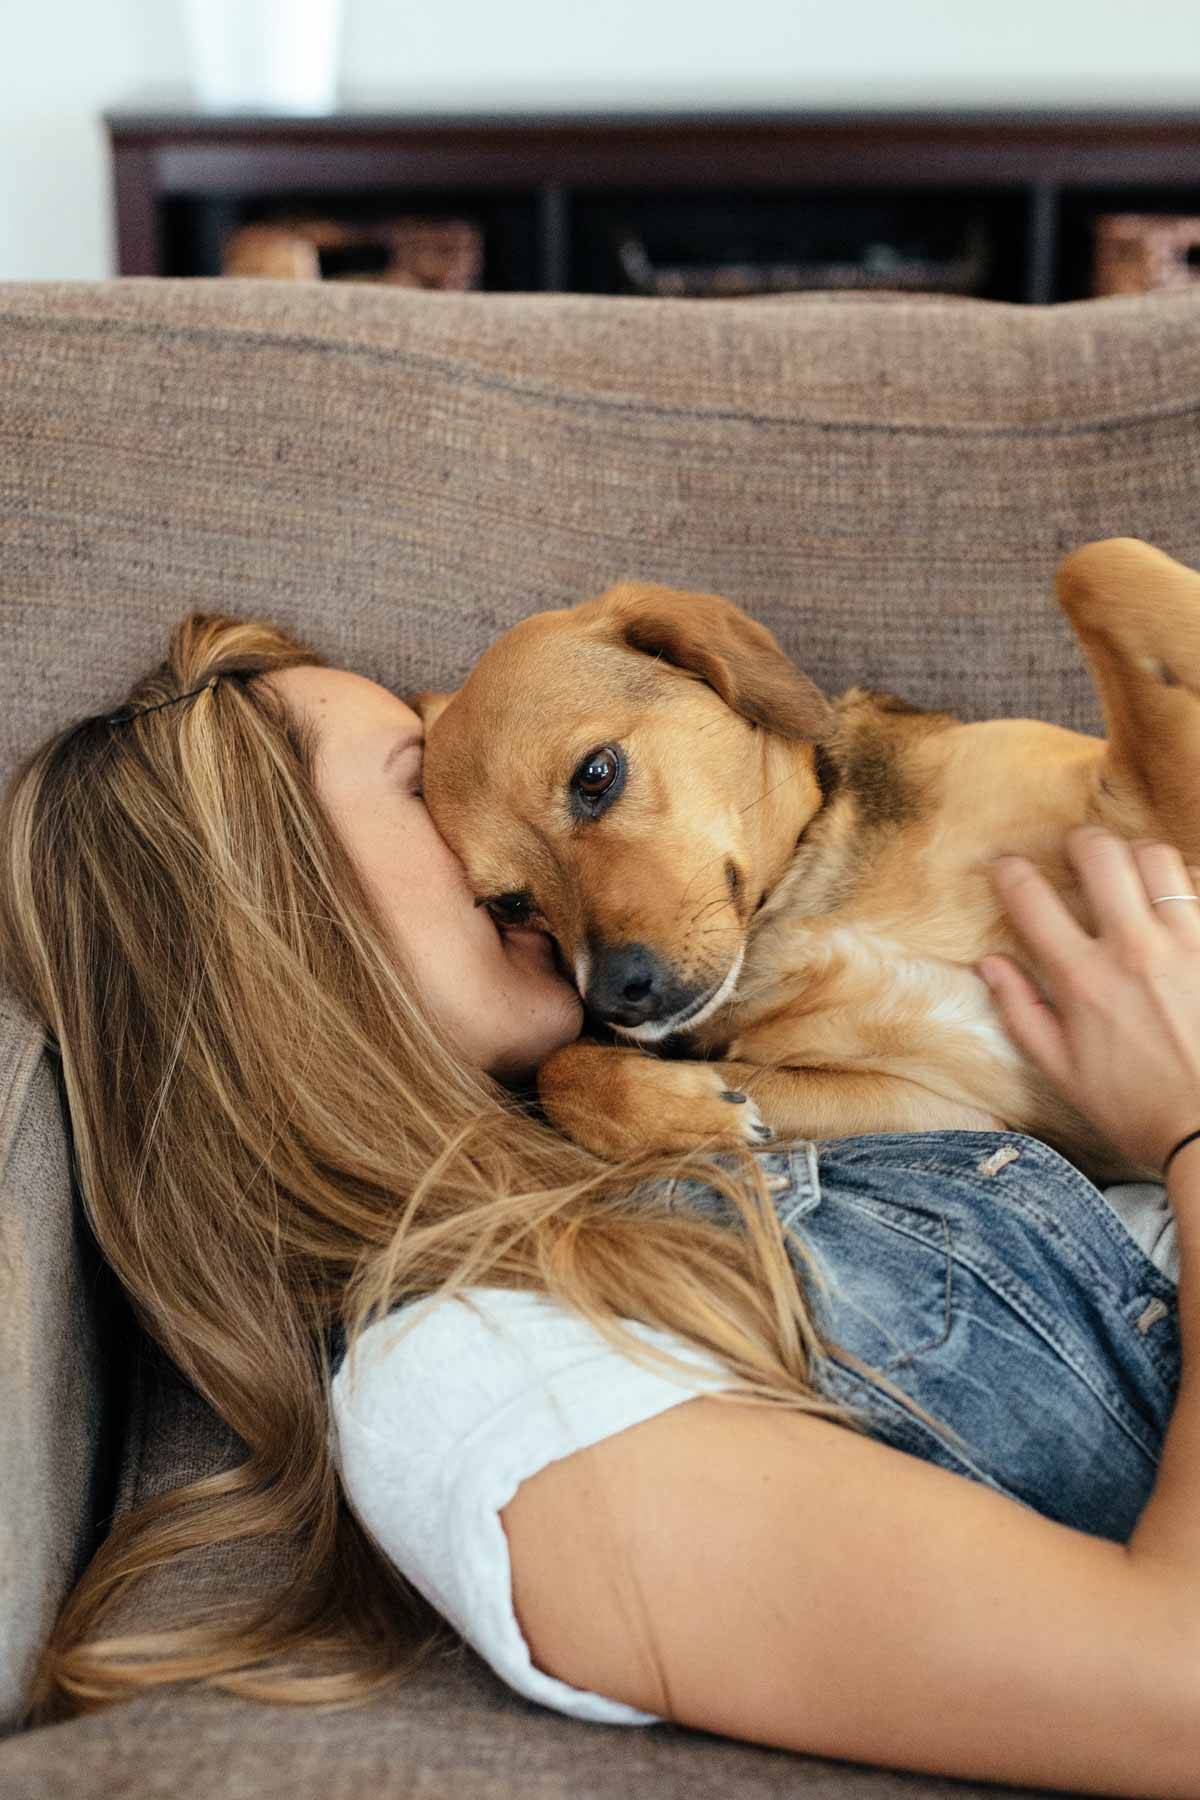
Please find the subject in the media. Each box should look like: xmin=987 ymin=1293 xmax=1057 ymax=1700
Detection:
xmin=221 ymin=216 xmax=483 ymax=289
xmin=1093 ymin=213 xmax=1200 ymax=296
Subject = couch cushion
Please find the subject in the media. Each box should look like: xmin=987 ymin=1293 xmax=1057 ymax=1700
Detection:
xmin=0 ymin=991 xmax=109 ymax=1733
xmin=4 ymin=279 xmax=1200 ymax=795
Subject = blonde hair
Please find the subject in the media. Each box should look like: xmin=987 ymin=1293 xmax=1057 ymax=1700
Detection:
xmin=0 ymin=611 xmax=859 ymax=1726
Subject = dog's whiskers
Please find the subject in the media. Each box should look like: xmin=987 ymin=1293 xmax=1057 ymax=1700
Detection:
xmin=689 ymin=893 xmax=730 ymax=928
xmin=738 ymin=768 xmax=802 ymax=816
xmin=678 ymin=850 xmax=733 ymax=903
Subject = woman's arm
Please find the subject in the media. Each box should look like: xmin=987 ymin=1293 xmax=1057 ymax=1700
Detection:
xmin=504 ymin=1364 xmax=1200 ymax=1794
xmin=1130 ymin=1147 xmax=1200 ymax=1572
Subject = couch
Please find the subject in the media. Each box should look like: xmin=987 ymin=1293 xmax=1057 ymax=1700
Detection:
xmin=3 ymin=275 xmax=1199 ymax=1798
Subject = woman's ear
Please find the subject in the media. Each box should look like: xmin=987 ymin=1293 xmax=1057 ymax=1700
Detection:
xmin=407 ymin=689 xmax=458 ymax=732
xmin=590 ymin=580 xmax=833 ymax=742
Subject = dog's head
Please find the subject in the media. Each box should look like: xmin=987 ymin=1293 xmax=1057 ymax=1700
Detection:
xmin=414 ymin=582 xmax=833 ymax=1040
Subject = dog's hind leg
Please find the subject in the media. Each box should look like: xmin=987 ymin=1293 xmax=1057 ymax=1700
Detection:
xmin=1057 ymin=537 xmax=1200 ymax=862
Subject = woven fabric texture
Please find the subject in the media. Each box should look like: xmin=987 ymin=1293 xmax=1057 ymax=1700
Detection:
xmin=5 ymin=278 xmax=1200 ymax=791
xmin=0 ymin=993 xmax=104 ymax=1734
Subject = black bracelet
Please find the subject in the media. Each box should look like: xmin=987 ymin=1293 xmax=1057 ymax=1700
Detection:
xmin=1162 ymin=1128 xmax=1200 ymax=1178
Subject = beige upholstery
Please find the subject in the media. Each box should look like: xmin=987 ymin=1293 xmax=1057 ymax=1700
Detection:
xmin=3 ymin=276 xmax=1200 ymax=1794
xmin=6 ymin=275 xmax=1200 ymax=796
xmin=0 ymin=993 xmax=105 ymax=1733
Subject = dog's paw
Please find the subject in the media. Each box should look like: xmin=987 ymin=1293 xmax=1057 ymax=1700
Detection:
xmin=538 ymin=1042 xmax=773 ymax=1158
xmin=716 ymin=1086 xmax=774 ymax=1145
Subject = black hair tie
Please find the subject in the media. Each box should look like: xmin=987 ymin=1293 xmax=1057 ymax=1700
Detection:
xmin=105 ymin=676 xmax=219 ymax=726
xmin=1162 ymin=1128 xmax=1200 ymax=1179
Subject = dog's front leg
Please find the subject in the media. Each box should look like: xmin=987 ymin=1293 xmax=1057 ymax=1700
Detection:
xmin=720 ymin=1062 xmax=1005 ymax=1142
xmin=538 ymin=1044 xmax=1002 ymax=1159
xmin=538 ymin=1041 xmax=776 ymax=1159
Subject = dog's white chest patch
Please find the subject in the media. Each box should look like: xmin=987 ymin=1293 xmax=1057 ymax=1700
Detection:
xmin=748 ymin=920 xmax=1024 ymax=1069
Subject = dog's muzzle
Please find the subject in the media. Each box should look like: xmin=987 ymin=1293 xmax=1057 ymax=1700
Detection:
xmin=585 ymin=941 xmax=743 ymax=1039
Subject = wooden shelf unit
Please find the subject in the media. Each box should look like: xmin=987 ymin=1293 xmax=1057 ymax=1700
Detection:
xmin=105 ymin=99 xmax=1200 ymax=303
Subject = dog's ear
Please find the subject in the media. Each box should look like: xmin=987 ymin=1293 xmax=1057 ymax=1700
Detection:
xmin=407 ymin=689 xmax=457 ymax=732
xmin=594 ymin=581 xmax=833 ymax=741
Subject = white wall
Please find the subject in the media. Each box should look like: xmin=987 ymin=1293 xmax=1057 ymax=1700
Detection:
xmin=3 ymin=0 xmax=1200 ymax=280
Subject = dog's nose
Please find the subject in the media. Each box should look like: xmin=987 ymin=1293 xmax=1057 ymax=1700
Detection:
xmin=586 ymin=943 xmax=680 ymax=1027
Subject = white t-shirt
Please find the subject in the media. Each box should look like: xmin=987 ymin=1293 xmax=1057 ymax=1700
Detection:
xmin=329 ymin=1182 xmax=1177 ymax=1730
xmin=329 ymin=1288 xmax=738 ymax=1726
xmin=1101 ymin=1179 xmax=1179 ymax=1282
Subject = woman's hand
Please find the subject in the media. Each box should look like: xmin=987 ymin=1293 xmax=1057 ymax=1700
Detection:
xmin=980 ymin=827 xmax=1200 ymax=1174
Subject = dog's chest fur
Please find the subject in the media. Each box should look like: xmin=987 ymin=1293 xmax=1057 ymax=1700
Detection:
xmin=687 ymin=692 xmax=1099 ymax=1119
xmin=714 ymin=908 xmax=1023 ymax=1081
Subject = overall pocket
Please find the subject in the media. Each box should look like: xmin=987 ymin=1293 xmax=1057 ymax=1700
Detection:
xmin=781 ymin=1141 xmax=957 ymax=1376
xmin=793 ymin=1131 xmax=1177 ymax=1540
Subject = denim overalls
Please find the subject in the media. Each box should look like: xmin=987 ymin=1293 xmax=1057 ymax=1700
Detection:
xmin=666 ymin=1130 xmax=1181 ymax=1543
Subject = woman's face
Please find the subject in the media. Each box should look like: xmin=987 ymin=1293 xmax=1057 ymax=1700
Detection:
xmin=268 ymin=665 xmax=583 ymax=1083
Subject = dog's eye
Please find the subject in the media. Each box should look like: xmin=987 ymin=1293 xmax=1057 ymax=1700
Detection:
xmin=572 ymin=745 xmax=622 ymax=804
xmin=480 ymin=891 xmax=534 ymax=927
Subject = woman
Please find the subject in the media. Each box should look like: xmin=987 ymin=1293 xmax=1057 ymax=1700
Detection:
xmin=4 ymin=610 xmax=1200 ymax=1794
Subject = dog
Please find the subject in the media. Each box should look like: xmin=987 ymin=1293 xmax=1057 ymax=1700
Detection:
xmin=413 ymin=538 xmax=1200 ymax=1183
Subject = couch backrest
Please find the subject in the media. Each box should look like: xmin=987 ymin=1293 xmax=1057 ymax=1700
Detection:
xmin=5 ymin=280 xmax=1200 ymax=790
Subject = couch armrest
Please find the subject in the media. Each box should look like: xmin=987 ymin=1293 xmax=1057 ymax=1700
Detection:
xmin=0 ymin=993 xmax=115 ymax=1733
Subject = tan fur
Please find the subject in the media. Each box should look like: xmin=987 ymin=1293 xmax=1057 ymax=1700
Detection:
xmin=418 ymin=542 xmax=1200 ymax=1183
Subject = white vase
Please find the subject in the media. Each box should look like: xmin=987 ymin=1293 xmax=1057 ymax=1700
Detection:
xmin=181 ymin=0 xmax=344 ymax=112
